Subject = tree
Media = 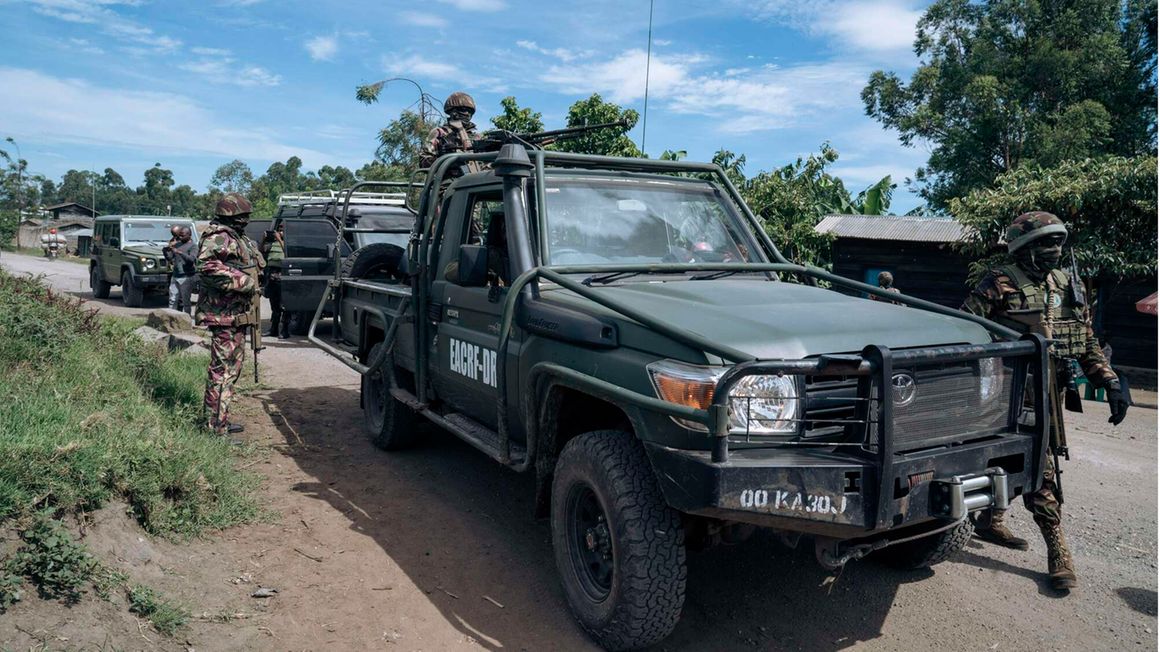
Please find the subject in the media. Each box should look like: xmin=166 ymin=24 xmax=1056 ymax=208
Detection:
xmin=209 ymin=159 xmax=255 ymax=194
xmin=952 ymin=155 xmax=1157 ymax=282
xmin=735 ymin=144 xmax=853 ymax=267
xmin=553 ymin=94 xmax=641 ymax=157
xmin=373 ymin=110 xmax=437 ymax=176
xmin=862 ymin=0 xmax=1158 ymax=208
xmin=490 ymin=96 xmax=544 ymax=134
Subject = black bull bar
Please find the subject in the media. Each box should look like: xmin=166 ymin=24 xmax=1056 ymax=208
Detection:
xmin=684 ymin=335 xmax=1051 ymax=533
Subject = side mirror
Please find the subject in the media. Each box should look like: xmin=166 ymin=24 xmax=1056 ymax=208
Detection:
xmin=109 ymin=237 xmax=120 ymax=248
xmin=454 ymin=244 xmax=488 ymax=287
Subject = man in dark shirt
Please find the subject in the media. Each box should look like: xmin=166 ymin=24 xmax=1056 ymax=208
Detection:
xmin=165 ymin=227 xmax=197 ymax=314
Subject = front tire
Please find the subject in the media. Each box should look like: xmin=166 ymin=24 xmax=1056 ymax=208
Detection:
xmin=91 ymin=266 xmax=111 ymax=299
xmin=551 ymin=431 xmax=686 ymax=650
xmin=361 ymin=342 xmax=417 ymax=450
xmin=120 ymin=271 xmax=143 ymax=307
xmin=878 ymin=519 xmax=973 ymax=569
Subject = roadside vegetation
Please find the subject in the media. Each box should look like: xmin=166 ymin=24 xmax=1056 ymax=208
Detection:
xmin=0 ymin=270 xmax=259 ymax=634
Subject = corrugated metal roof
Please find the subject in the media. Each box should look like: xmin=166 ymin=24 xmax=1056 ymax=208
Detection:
xmin=815 ymin=214 xmax=968 ymax=243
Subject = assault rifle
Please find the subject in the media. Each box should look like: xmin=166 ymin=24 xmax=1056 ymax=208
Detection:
xmin=473 ymin=119 xmax=631 ymax=152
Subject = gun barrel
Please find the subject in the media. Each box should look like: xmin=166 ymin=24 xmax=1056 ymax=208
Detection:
xmin=521 ymin=119 xmax=630 ymax=142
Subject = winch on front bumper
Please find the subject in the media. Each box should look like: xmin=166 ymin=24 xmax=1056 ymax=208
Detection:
xmin=644 ymin=336 xmax=1050 ymax=541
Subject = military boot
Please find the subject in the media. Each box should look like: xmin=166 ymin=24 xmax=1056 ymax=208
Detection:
xmin=973 ymin=509 xmax=1029 ymax=550
xmin=1040 ymin=520 xmax=1077 ymax=590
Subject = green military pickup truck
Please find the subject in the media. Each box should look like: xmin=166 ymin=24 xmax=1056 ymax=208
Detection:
xmin=308 ymin=147 xmax=1050 ymax=650
xmin=89 ymin=215 xmax=197 ymax=307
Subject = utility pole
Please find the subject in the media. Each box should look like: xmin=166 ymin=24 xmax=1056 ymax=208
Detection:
xmin=5 ymin=137 xmax=22 ymax=222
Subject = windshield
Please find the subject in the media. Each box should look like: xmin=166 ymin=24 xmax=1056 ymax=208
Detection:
xmin=123 ymin=220 xmax=195 ymax=246
xmin=542 ymin=178 xmax=761 ymax=266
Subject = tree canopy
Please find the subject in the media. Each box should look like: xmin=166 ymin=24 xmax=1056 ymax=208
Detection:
xmin=952 ymin=154 xmax=1157 ymax=281
xmin=490 ymin=96 xmax=544 ymax=134
xmin=862 ymin=0 xmax=1158 ymax=208
xmin=553 ymin=94 xmax=642 ymax=157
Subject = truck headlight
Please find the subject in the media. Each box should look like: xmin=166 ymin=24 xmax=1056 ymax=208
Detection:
xmin=141 ymin=257 xmax=156 ymax=270
xmin=978 ymin=356 xmax=1005 ymax=403
xmin=647 ymin=360 xmax=801 ymax=435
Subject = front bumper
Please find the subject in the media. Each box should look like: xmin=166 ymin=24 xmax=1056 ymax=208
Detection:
xmin=646 ymin=437 xmax=1028 ymax=539
xmin=135 ymin=273 xmax=169 ymax=286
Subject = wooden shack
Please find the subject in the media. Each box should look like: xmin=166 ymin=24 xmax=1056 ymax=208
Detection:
xmin=816 ymin=214 xmax=974 ymax=308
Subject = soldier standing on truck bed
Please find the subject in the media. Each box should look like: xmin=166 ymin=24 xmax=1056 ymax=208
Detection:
xmin=196 ymin=192 xmax=265 ymax=437
xmin=419 ymin=91 xmax=481 ymax=173
xmin=962 ymin=211 xmax=1131 ymax=591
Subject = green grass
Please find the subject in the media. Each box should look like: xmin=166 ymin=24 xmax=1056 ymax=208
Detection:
xmin=127 ymin=584 xmax=189 ymax=636
xmin=0 ymin=270 xmax=262 ymax=614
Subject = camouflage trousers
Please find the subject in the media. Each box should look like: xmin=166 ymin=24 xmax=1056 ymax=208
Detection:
xmin=1024 ymin=451 xmax=1061 ymax=528
xmin=204 ymin=326 xmax=247 ymax=435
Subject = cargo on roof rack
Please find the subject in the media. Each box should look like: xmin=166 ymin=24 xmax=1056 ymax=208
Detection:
xmin=278 ymin=188 xmax=415 ymax=207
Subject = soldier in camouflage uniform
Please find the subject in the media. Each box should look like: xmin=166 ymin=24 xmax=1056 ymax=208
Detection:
xmin=197 ymin=192 xmax=265 ymax=436
xmin=962 ymin=211 xmax=1131 ymax=591
xmin=419 ymin=91 xmax=481 ymax=173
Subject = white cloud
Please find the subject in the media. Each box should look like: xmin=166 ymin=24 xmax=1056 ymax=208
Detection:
xmin=515 ymin=40 xmax=592 ymax=62
xmin=744 ymin=0 xmax=921 ymax=53
xmin=67 ymin=37 xmax=104 ymax=54
xmin=434 ymin=0 xmax=505 ymax=11
xmin=400 ymin=11 xmax=447 ymax=28
xmin=383 ymin=54 xmax=463 ymax=81
xmin=305 ymin=34 xmax=338 ymax=62
xmin=28 ymin=0 xmax=182 ymax=53
xmin=0 ymin=67 xmax=324 ymax=162
xmin=178 ymin=50 xmax=282 ymax=86
xmin=540 ymin=49 xmax=869 ymax=134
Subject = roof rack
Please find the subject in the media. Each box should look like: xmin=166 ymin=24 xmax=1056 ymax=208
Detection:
xmin=278 ymin=189 xmax=410 ymax=207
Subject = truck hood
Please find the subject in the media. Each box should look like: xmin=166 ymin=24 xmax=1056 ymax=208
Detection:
xmin=543 ymin=278 xmax=991 ymax=360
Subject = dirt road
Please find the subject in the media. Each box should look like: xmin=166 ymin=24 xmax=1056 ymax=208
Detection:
xmin=2 ymin=251 xmax=1156 ymax=650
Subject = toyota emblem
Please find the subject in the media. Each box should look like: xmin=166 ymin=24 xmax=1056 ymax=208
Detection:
xmin=891 ymin=373 xmax=917 ymax=406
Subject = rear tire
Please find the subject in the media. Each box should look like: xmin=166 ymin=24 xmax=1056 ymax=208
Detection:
xmin=361 ymin=342 xmax=417 ymax=450
xmin=341 ymin=243 xmax=406 ymax=282
xmin=879 ymin=519 xmax=973 ymax=569
xmin=91 ymin=266 xmax=110 ymax=299
xmin=551 ymin=431 xmax=686 ymax=650
xmin=120 ymin=271 xmax=143 ymax=307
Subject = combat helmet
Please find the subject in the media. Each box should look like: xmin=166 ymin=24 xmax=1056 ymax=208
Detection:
xmin=444 ymin=91 xmax=476 ymax=116
xmin=215 ymin=192 xmax=253 ymax=218
xmin=1006 ymin=211 xmax=1067 ymax=253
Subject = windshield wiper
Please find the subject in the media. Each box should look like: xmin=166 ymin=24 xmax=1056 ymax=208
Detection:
xmin=582 ymin=271 xmax=644 ymax=286
xmin=689 ymin=270 xmax=745 ymax=281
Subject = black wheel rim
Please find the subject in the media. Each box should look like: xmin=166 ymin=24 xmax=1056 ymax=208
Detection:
xmin=566 ymin=484 xmax=614 ymax=602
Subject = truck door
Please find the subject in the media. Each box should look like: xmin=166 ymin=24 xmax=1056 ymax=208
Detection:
xmin=429 ymin=187 xmax=509 ymax=429
xmin=104 ymin=221 xmax=124 ymax=282
xmin=281 ymin=218 xmax=350 ymax=314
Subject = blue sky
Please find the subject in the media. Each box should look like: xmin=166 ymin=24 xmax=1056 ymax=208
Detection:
xmin=0 ymin=0 xmax=933 ymax=212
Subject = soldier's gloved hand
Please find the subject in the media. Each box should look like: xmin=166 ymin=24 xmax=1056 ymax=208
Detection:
xmin=1106 ymin=381 xmax=1130 ymax=425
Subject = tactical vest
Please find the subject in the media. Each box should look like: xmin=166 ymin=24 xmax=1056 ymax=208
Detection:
xmin=204 ymin=224 xmax=262 ymax=326
xmin=992 ymin=265 xmax=1088 ymax=358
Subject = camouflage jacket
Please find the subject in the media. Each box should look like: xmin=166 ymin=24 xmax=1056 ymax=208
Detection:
xmin=195 ymin=223 xmax=265 ymax=327
xmin=962 ymin=264 xmax=1115 ymax=386
xmin=419 ymin=120 xmax=481 ymax=170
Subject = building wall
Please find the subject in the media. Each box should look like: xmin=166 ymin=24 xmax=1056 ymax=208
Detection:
xmin=830 ymin=239 xmax=974 ymax=308
xmin=1096 ymin=276 xmax=1157 ymax=370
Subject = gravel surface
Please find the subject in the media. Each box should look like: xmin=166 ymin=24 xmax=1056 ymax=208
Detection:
xmin=2 ymin=251 xmax=1156 ymax=651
